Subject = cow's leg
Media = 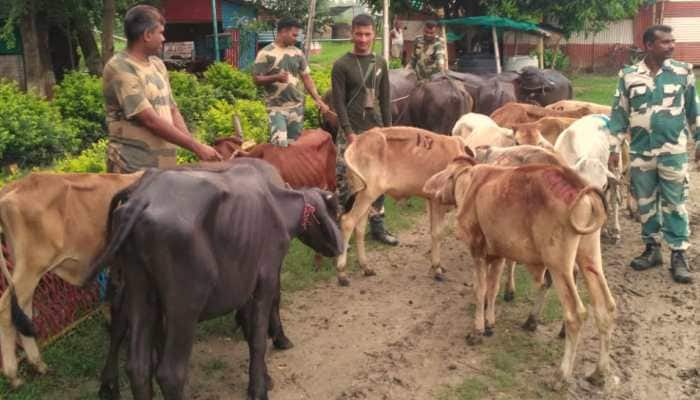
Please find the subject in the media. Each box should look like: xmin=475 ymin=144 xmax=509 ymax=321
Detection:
xmin=577 ymin=233 xmax=616 ymax=387
xmin=484 ymin=258 xmax=505 ymax=335
xmin=99 ymin=273 xmax=128 ymax=400
xmin=503 ymin=260 xmax=517 ymax=302
xmin=522 ymin=267 xmax=549 ymax=332
xmin=604 ymin=180 xmax=621 ymax=243
xmin=0 ymin=262 xmax=46 ymax=387
xmin=466 ymin=257 xmax=488 ymax=345
xmin=548 ymin=266 xmax=585 ymax=387
xmin=125 ymin=271 xmax=158 ymax=400
xmin=155 ymin=314 xmax=199 ymax=400
xmin=353 ymin=208 xmax=375 ymax=277
xmin=336 ymin=190 xmax=376 ymax=286
xmin=243 ymin=281 xmax=275 ymax=400
xmin=428 ymin=200 xmax=449 ymax=281
xmin=268 ymin=275 xmax=293 ymax=350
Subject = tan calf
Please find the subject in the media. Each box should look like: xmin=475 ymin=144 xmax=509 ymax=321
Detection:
xmin=424 ymin=160 xmax=616 ymax=386
xmin=337 ymin=127 xmax=465 ymax=285
xmin=510 ymin=116 xmax=577 ymax=147
xmin=490 ymin=102 xmax=592 ymax=126
xmin=0 ymin=172 xmax=142 ymax=387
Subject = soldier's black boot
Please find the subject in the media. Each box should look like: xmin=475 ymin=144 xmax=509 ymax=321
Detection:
xmin=630 ymin=242 xmax=663 ymax=271
xmin=369 ymin=217 xmax=399 ymax=246
xmin=670 ymin=250 xmax=693 ymax=284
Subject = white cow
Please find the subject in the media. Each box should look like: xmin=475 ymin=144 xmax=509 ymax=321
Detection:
xmin=554 ymin=114 xmax=621 ymax=240
xmin=451 ymin=113 xmax=499 ymax=139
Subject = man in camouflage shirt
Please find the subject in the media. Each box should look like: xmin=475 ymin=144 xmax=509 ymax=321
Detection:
xmin=609 ymin=25 xmax=698 ymax=283
xmin=103 ymin=5 xmax=220 ymax=173
xmin=253 ymin=17 xmax=329 ymax=147
xmin=408 ymin=20 xmax=446 ymax=81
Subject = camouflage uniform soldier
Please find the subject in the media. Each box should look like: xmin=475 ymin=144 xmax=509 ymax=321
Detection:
xmin=103 ymin=5 xmax=220 ymax=173
xmin=408 ymin=20 xmax=446 ymax=81
xmin=332 ymin=14 xmax=398 ymax=246
xmin=253 ymin=17 xmax=329 ymax=147
xmin=609 ymin=25 xmax=697 ymax=284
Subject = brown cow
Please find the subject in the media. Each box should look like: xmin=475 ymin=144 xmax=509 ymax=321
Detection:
xmin=214 ymin=129 xmax=337 ymax=191
xmin=424 ymin=160 xmax=616 ymax=387
xmin=0 ymin=172 xmax=142 ymax=387
xmin=510 ymin=116 xmax=577 ymax=147
xmin=490 ymin=102 xmax=592 ymax=127
xmin=546 ymin=100 xmax=612 ymax=115
xmin=336 ymin=127 xmax=466 ymax=285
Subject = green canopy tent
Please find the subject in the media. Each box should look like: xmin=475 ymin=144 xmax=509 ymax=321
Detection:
xmin=439 ymin=16 xmax=550 ymax=73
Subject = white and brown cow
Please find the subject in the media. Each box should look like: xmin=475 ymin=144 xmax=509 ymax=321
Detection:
xmin=424 ymin=159 xmax=616 ymax=387
xmin=337 ymin=127 xmax=466 ymax=285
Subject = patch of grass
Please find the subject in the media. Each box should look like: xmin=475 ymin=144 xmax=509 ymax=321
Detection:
xmin=201 ymin=358 xmax=228 ymax=375
xmin=437 ymin=377 xmax=487 ymax=400
xmin=569 ymin=73 xmax=617 ymax=105
xmin=308 ymin=39 xmax=383 ymax=69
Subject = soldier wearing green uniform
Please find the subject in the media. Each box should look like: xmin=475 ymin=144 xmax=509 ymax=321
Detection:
xmin=408 ymin=20 xmax=446 ymax=81
xmin=609 ymin=25 xmax=696 ymax=283
xmin=103 ymin=5 xmax=220 ymax=173
xmin=253 ymin=17 xmax=329 ymax=147
xmin=331 ymin=14 xmax=398 ymax=246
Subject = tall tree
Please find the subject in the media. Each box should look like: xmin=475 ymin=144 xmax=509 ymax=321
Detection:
xmin=102 ymin=0 xmax=116 ymax=66
xmin=16 ymin=0 xmax=54 ymax=96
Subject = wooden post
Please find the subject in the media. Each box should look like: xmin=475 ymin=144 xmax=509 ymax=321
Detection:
xmin=538 ymin=36 xmax=544 ymax=69
xmin=492 ymin=26 xmax=501 ymax=74
xmin=513 ymin=31 xmax=519 ymax=56
xmin=211 ymin=0 xmax=220 ymax=62
xmin=383 ymin=0 xmax=389 ymax=61
xmin=305 ymin=0 xmax=317 ymax=57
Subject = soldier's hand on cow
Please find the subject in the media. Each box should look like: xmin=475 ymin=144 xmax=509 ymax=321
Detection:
xmin=196 ymin=144 xmax=223 ymax=162
xmin=608 ymin=152 xmax=620 ymax=171
xmin=277 ymin=71 xmax=290 ymax=83
xmin=317 ymin=100 xmax=330 ymax=115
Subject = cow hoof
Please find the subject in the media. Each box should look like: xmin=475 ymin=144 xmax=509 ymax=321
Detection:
xmin=465 ymin=332 xmax=484 ymax=346
xmin=522 ymin=315 xmax=538 ymax=332
xmin=9 ymin=376 xmax=24 ymax=389
xmin=585 ymin=368 xmax=607 ymax=387
xmin=98 ymin=382 xmax=121 ymax=400
xmin=433 ymin=271 xmax=446 ymax=282
xmin=363 ymin=268 xmax=376 ymax=277
xmin=544 ymin=376 xmax=570 ymax=393
xmin=484 ymin=326 xmax=494 ymax=337
xmin=273 ymin=336 xmax=294 ymax=350
xmin=503 ymin=290 xmax=515 ymax=302
xmin=337 ymin=276 xmax=350 ymax=287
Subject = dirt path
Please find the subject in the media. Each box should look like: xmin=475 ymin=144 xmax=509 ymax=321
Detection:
xmin=182 ymin=175 xmax=700 ymax=400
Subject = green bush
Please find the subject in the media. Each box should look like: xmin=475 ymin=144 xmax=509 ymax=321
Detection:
xmin=531 ymin=49 xmax=571 ymax=71
xmin=53 ymin=71 xmax=106 ymax=151
xmin=388 ymin=58 xmax=403 ymax=69
xmin=53 ymin=139 xmax=107 ymax=173
xmin=0 ymin=81 xmax=79 ymax=168
xmin=309 ymin=65 xmax=332 ymax=96
xmin=204 ymin=62 xmax=258 ymax=102
xmin=169 ymin=71 xmax=217 ymax=129
xmin=304 ymin=96 xmax=320 ymax=129
xmin=198 ymin=99 xmax=268 ymax=145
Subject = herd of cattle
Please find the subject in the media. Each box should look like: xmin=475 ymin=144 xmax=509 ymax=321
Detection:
xmin=0 ymin=71 xmax=631 ymax=399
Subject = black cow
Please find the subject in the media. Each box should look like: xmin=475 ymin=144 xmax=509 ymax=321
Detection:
xmin=89 ymin=158 xmax=343 ymax=400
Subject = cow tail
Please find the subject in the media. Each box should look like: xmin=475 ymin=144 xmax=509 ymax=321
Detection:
xmin=568 ymin=186 xmax=607 ymax=235
xmin=84 ymin=189 xmax=149 ymax=285
xmin=343 ymin=141 xmax=368 ymax=196
xmin=0 ymin=222 xmax=36 ymax=337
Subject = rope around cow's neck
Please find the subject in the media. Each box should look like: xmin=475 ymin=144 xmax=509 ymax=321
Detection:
xmin=301 ymin=202 xmax=318 ymax=230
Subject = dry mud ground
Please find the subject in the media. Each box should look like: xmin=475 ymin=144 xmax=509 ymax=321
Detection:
xmin=137 ymin=172 xmax=699 ymax=400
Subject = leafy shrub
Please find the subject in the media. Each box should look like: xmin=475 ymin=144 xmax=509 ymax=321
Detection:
xmin=198 ymin=99 xmax=269 ymax=145
xmin=53 ymin=139 xmax=107 ymax=173
xmin=309 ymin=65 xmax=332 ymax=96
xmin=304 ymin=96 xmax=320 ymax=129
xmin=388 ymin=58 xmax=403 ymax=69
xmin=0 ymin=81 xmax=79 ymax=168
xmin=204 ymin=62 xmax=258 ymax=102
xmin=530 ymin=49 xmax=571 ymax=71
xmin=169 ymin=71 xmax=217 ymax=129
xmin=52 ymin=71 xmax=106 ymax=151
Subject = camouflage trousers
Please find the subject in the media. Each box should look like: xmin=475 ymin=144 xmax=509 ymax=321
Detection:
xmin=268 ymin=104 xmax=304 ymax=147
xmin=107 ymin=137 xmax=177 ymax=173
xmin=630 ymin=153 xmax=690 ymax=250
xmin=336 ymin=137 xmax=386 ymax=232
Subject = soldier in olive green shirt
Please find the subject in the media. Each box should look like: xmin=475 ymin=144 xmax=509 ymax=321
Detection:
xmin=408 ymin=20 xmax=446 ymax=81
xmin=253 ymin=17 xmax=329 ymax=147
xmin=609 ymin=24 xmax=697 ymax=283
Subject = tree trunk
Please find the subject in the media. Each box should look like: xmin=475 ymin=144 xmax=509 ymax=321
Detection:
xmin=19 ymin=0 xmax=53 ymax=97
xmin=101 ymin=0 xmax=116 ymax=65
xmin=76 ymin=22 xmax=103 ymax=75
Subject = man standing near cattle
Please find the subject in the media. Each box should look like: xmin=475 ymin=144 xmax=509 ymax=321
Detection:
xmin=103 ymin=5 xmax=221 ymax=173
xmin=331 ymin=14 xmax=398 ymax=246
xmin=609 ymin=24 xmax=697 ymax=284
xmin=253 ymin=17 xmax=330 ymax=147
xmin=407 ymin=20 xmax=447 ymax=81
